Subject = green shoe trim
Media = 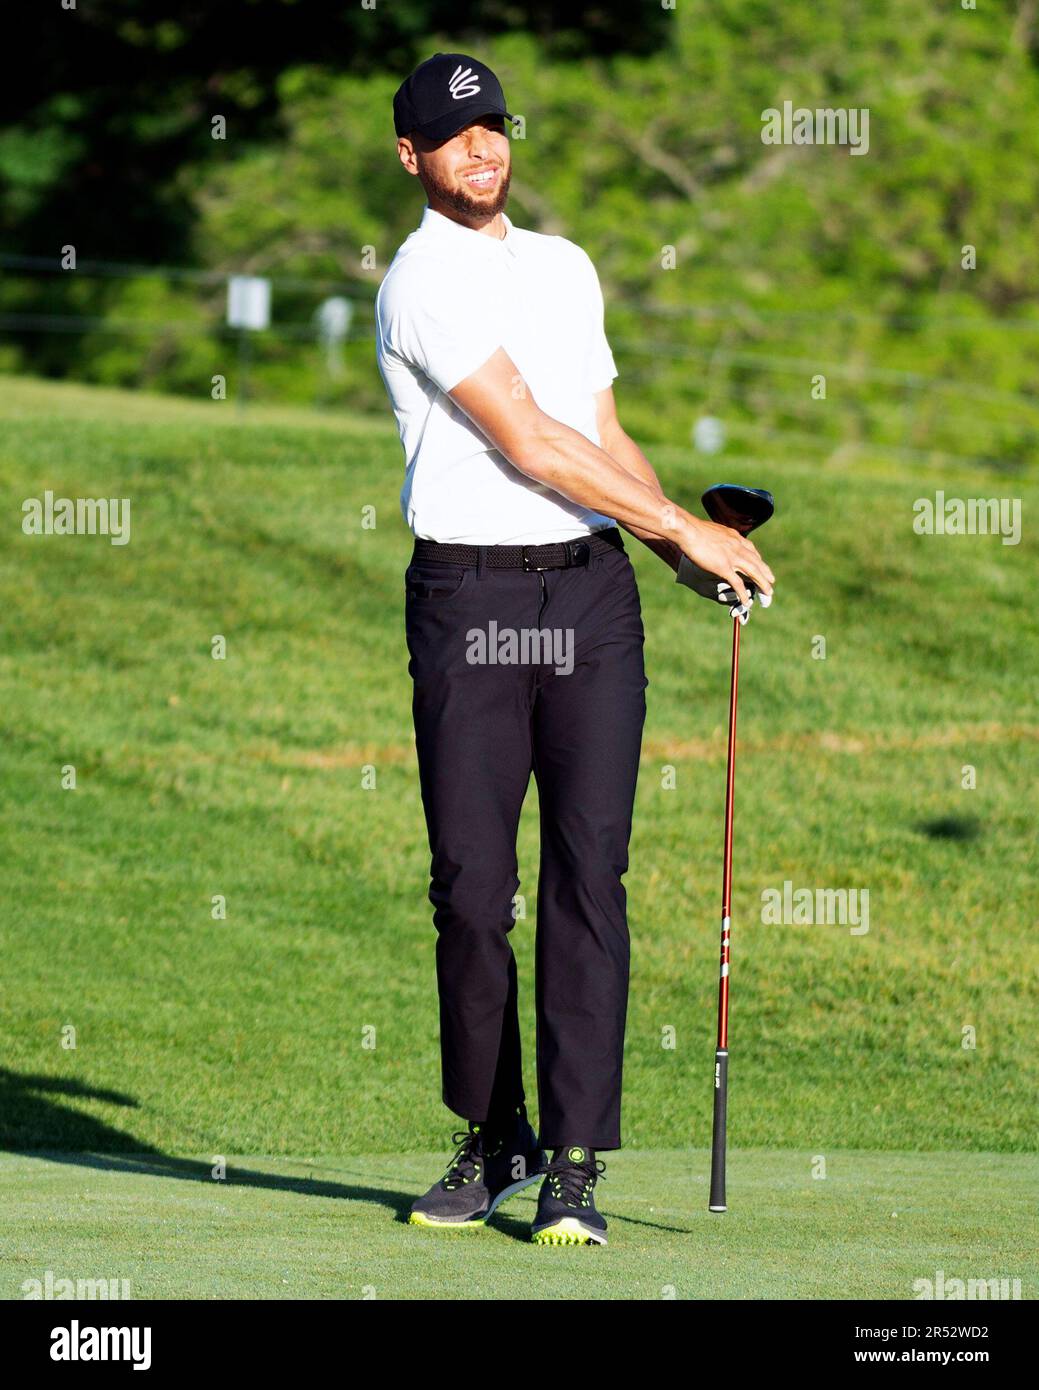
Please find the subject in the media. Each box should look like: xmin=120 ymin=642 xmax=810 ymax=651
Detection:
xmin=531 ymin=1217 xmax=605 ymax=1246
xmin=408 ymin=1211 xmax=485 ymax=1230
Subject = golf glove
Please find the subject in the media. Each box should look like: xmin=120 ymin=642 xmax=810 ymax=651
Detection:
xmin=675 ymin=553 xmax=772 ymax=625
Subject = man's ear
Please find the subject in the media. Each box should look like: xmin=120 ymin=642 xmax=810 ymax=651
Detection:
xmin=397 ymin=135 xmax=419 ymax=176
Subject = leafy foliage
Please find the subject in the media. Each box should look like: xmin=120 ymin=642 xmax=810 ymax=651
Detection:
xmin=5 ymin=3 xmax=1039 ymax=463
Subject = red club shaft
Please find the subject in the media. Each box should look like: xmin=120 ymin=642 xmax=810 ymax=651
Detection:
xmin=717 ymin=615 xmax=740 ymax=1049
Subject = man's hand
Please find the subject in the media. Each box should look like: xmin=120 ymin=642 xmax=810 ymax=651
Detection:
xmin=675 ymin=550 xmax=773 ymax=621
xmin=676 ymin=517 xmax=774 ymax=609
xmin=592 ymin=392 xmax=775 ymax=604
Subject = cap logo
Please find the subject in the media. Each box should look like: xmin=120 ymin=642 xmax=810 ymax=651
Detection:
xmin=448 ymin=65 xmax=481 ymax=100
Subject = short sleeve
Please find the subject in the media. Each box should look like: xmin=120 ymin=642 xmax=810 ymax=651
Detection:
xmin=377 ymin=257 xmax=506 ymax=395
xmin=581 ymin=250 xmax=618 ymax=394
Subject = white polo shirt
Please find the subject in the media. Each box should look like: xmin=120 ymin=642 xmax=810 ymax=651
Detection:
xmin=375 ymin=207 xmax=619 ymax=544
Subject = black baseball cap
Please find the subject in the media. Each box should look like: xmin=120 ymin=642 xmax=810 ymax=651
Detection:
xmin=393 ymin=52 xmax=514 ymax=142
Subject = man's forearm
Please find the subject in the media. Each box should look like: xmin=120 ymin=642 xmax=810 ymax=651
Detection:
xmin=512 ymin=414 xmax=691 ymax=547
xmin=598 ymin=423 xmax=683 ymax=571
xmin=448 ymin=353 xmax=773 ymax=604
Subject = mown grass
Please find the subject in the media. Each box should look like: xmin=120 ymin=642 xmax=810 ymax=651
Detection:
xmin=0 ymin=375 xmax=1036 ymax=1167
xmin=4 ymin=1148 xmax=1036 ymax=1300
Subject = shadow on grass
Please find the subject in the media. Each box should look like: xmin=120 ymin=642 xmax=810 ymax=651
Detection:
xmin=917 ymin=815 xmax=982 ymax=841
xmin=0 ymin=1067 xmax=413 ymax=1218
xmin=1 ymin=1069 xmax=695 ymax=1236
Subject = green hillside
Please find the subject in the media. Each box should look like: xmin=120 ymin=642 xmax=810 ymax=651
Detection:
xmin=1 ymin=377 xmax=1036 ymax=1160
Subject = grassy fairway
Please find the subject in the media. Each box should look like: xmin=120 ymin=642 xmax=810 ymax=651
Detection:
xmin=4 ymin=1148 xmax=1036 ymax=1300
xmin=0 ymin=377 xmax=1036 ymax=1297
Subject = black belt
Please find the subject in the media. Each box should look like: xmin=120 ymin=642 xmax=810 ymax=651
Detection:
xmin=412 ymin=527 xmax=624 ymax=572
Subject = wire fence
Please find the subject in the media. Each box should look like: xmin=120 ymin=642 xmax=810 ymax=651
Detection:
xmin=2 ymin=253 xmax=1036 ymax=473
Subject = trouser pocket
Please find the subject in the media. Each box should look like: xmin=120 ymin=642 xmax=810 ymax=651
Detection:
xmin=404 ymin=561 xmax=473 ymax=602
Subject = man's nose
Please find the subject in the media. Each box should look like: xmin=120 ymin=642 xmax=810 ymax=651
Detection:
xmin=462 ymin=127 xmax=492 ymax=158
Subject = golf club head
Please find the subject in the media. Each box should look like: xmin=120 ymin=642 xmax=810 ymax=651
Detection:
xmin=701 ymin=484 xmax=775 ymax=536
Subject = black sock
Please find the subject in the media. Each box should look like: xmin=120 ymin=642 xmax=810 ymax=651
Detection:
xmin=486 ymin=1101 xmax=527 ymax=1136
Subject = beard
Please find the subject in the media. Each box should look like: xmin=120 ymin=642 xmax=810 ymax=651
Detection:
xmin=421 ymin=161 xmax=512 ymax=221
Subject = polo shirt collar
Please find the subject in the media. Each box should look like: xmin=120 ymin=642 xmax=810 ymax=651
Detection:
xmin=419 ymin=206 xmax=518 ymax=258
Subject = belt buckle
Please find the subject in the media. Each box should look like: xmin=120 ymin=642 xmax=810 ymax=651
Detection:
xmin=521 ymin=545 xmax=550 ymax=572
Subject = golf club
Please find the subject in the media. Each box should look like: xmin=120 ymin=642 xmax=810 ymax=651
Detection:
xmin=701 ymin=483 xmax=775 ymax=1214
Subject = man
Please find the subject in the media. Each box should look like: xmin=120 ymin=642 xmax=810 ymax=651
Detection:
xmin=375 ymin=53 xmax=774 ymax=1246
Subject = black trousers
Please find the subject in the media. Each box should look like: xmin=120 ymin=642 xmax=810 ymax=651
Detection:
xmin=404 ymin=530 xmax=647 ymax=1150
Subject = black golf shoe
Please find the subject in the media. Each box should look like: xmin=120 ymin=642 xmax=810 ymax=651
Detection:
xmin=530 ymin=1145 xmax=608 ymax=1246
xmin=409 ymin=1113 xmax=544 ymax=1229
